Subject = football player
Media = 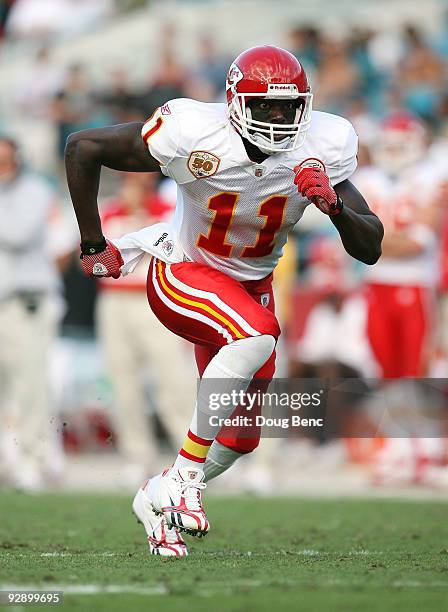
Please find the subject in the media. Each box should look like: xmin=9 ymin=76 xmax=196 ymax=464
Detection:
xmin=352 ymin=112 xmax=444 ymax=378
xmin=65 ymin=45 xmax=383 ymax=556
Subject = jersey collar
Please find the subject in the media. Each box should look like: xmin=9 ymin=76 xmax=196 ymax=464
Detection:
xmin=227 ymin=122 xmax=289 ymax=178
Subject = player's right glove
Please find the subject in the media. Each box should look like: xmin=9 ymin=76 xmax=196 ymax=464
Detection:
xmin=294 ymin=159 xmax=343 ymax=216
xmin=80 ymin=238 xmax=123 ymax=279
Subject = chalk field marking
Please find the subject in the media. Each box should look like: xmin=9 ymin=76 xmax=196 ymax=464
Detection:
xmin=40 ymin=552 xmax=116 ymax=558
xmin=3 ymin=579 xmax=448 ymax=596
xmin=392 ymin=580 xmax=448 ymax=588
xmin=3 ymin=549 xmax=387 ymax=559
xmin=195 ymin=549 xmax=386 ymax=557
xmin=1 ymin=584 xmax=168 ymax=596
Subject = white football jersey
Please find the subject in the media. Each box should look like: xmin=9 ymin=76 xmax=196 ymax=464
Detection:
xmin=352 ymin=165 xmax=442 ymax=286
xmin=141 ymin=98 xmax=358 ymax=281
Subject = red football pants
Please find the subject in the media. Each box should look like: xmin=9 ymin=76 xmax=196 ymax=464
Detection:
xmin=147 ymin=258 xmax=281 ymax=453
xmin=366 ymin=283 xmax=433 ymax=378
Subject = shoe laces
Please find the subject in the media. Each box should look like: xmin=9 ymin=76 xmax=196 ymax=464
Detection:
xmin=180 ymin=480 xmax=206 ymax=511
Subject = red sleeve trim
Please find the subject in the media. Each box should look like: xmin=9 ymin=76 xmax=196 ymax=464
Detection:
xmin=143 ymin=117 xmax=163 ymax=144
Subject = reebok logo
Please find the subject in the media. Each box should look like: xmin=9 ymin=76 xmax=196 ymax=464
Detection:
xmin=153 ymin=232 xmax=168 ymax=247
xmin=162 ymin=240 xmax=174 ymax=257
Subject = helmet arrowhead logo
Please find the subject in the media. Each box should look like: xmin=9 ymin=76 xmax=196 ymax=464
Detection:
xmin=226 ymin=63 xmax=243 ymax=91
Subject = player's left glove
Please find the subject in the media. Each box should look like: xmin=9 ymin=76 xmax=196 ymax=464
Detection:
xmin=80 ymin=237 xmax=123 ymax=279
xmin=294 ymin=160 xmax=343 ymax=216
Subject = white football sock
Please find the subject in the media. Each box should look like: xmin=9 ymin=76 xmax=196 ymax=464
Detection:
xmin=203 ymin=440 xmax=243 ymax=481
xmin=172 ymin=335 xmax=275 ymax=471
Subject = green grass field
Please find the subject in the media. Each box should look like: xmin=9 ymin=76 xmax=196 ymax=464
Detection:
xmin=0 ymin=492 xmax=447 ymax=611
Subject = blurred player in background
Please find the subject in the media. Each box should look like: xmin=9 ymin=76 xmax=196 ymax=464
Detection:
xmin=352 ymin=112 xmax=444 ymax=378
xmin=65 ymin=45 xmax=383 ymax=556
xmin=352 ymin=113 xmax=447 ymax=487
xmin=97 ymin=172 xmax=195 ymax=484
xmin=0 ymin=136 xmax=67 ymax=491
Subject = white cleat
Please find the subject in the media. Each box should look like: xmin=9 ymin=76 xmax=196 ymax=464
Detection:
xmin=151 ymin=467 xmax=210 ymax=537
xmin=132 ymin=484 xmax=188 ymax=557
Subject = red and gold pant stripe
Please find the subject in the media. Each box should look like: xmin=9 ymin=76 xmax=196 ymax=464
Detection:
xmin=155 ymin=260 xmax=250 ymax=341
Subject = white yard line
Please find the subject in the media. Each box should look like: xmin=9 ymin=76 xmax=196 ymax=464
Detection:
xmin=391 ymin=580 xmax=448 ymax=588
xmin=2 ymin=579 xmax=448 ymax=596
xmin=40 ymin=552 xmax=116 ymax=557
xmin=1 ymin=584 xmax=168 ymax=595
xmin=1 ymin=549 xmax=387 ymax=559
xmin=193 ymin=549 xmax=386 ymax=557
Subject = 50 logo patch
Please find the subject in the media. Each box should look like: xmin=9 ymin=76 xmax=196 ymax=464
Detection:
xmin=188 ymin=151 xmax=220 ymax=179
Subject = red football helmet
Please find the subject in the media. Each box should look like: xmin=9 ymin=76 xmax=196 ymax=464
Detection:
xmin=226 ymin=45 xmax=312 ymax=154
xmin=373 ymin=111 xmax=426 ymax=175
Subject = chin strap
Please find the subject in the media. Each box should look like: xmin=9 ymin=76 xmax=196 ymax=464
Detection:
xmin=251 ymin=132 xmax=291 ymax=154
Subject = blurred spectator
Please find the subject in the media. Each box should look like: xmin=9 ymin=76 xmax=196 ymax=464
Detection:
xmin=135 ymin=47 xmax=188 ymax=116
xmin=0 ymin=0 xmax=16 ymax=40
xmin=194 ymin=34 xmax=230 ymax=99
xmin=15 ymin=46 xmax=63 ymax=119
xmin=5 ymin=0 xmax=113 ymax=40
xmin=434 ymin=93 xmax=448 ymax=136
xmin=398 ymin=25 xmax=445 ymax=124
xmin=96 ymin=173 xmax=195 ymax=483
xmin=0 ymin=136 xmax=65 ymax=490
xmin=134 ymin=24 xmax=189 ymax=116
xmin=434 ymin=9 xmax=448 ymax=57
xmin=51 ymin=64 xmax=110 ymax=159
xmin=11 ymin=46 xmax=63 ymax=173
xmin=366 ymin=28 xmax=405 ymax=74
xmin=313 ymin=36 xmax=362 ymax=114
xmin=183 ymin=75 xmax=217 ymax=103
xmin=98 ymin=67 xmax=143 ymax=124
xmin=347 ymin=28 xmax=383 ymax=110
xmin=289 ymin=236 xmax=376 ymax=379
xmin=288 ymin=25 xmax=320 ymax=75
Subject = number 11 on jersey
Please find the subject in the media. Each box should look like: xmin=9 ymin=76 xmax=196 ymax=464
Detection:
xmin=197 ymin=193 xmax=288 ymax=258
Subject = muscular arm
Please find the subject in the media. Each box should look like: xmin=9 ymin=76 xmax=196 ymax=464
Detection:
xmin=332 ymin=179 xmax=384 ymax=265
xmin=64 ymin=121 xmax=159 ymax=243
